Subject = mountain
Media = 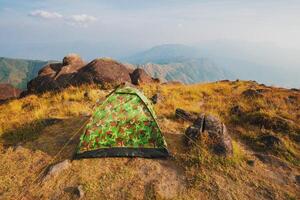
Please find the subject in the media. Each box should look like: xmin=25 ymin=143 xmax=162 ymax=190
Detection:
xmin=135 ymin=59 xmax=231 ymax=83
xmin=0 ymin=84 xmax=21 ymax=103
xmin=125 ymin=44 xmax=201 ymax=64
xmin=123 ymin=44 xmax=234 ymax=83
xmin=0 ymin=57 xmax=49 ymax=89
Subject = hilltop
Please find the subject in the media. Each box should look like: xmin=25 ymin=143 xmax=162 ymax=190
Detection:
xmin=0 ymin=80 xmax=299 ymax=199
xmin=0 ymin=57 xmax=49 ymax=89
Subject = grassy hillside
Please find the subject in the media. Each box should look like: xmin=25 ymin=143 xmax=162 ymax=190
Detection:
xmin=0 ymin=57 xmax=48 ymax=90
xmin=137 ymin=59 xmax=232 ymax=83
xmin=0 ymin=81 xmax=299 ymax=199
xmin=124 ymin=44 xmax=234 ymax=83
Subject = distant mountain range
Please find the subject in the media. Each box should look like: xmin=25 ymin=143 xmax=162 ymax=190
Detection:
xmin=0 ymin=44 xmax=234 ymax=89
xmin=123 ymin=44 xmax=233 ymax=83
xmin=0 ymin=57 xmax=49 ymax=89
xmin=1 ymin=43 xmax=299 ymax=89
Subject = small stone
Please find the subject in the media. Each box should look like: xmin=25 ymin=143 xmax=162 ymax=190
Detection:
xmin=43 ymin=160 xmax=71 ymax=182
xmin=150 ymin=94 xmax=159 ymax=104
xmin=295 ymin=175 xmax=300 ymax=185
xmin=75 ymin=185 xmax=85 ymax=199
xmin=246 ymin=159 xmax=255 ymax=166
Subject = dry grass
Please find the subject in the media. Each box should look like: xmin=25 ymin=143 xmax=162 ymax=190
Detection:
xmin=0 ymin=80 xmax=299 ymax=199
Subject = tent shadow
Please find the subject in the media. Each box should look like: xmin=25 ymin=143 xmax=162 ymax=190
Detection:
xmin=1 ymin=116 xmax=89 ymax=160
xmin=163 ymin=132 xmax=186 ymax=155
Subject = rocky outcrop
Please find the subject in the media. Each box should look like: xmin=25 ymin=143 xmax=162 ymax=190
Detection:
xmin=130 ymin=68 xmax=160 ymax=85
xmin=0 ymin=84 xmax=22 ymax=102
xmin=26 ymin=55 xmax=145 ymax=93
xmin=27 ymin=54 xmax=85 ymax=93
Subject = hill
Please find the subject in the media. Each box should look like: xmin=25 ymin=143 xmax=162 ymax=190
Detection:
xmin=134 ymin=59 xmax=231 ymax=83
xmin=0 ymin=57 xmax=49 ymax=90
xmin=0 ymin=81 xmax=299 ymax=199
xmin=124 ymin=44 xmax=234 ymax=84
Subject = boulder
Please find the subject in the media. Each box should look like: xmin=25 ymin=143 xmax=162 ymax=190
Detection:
xmin=130 ymin=68 xmax=160 ymax=85
xmin=25 ymin=55 xmax=160 ymax=94
xmin=0 ymin=84 xmax=22 ymax=103
xmin=73 ymin=58 xmax=131 ymax=86
xmin=27 ymin=54 xmax=85 ymax=93
xmin=62 ymin=53 xmax=85 ymax=67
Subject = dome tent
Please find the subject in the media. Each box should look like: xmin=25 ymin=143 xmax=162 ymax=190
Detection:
xmin=75 ymin=84 xmax=169 ymax=159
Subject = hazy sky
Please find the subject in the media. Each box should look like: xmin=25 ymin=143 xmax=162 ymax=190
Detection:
xmin=1 ymin=0 xmax=300 ymax=60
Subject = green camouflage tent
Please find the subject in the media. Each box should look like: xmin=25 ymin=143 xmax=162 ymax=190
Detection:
xmin=75 ymin=85 xmax=169 ymax=158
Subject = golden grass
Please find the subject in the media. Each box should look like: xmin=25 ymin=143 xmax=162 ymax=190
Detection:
xmin=0 ymin=80 xmax=299 ymax=199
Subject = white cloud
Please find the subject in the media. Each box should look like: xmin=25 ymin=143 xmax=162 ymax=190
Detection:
xmin=67 ymin=14 xmax=97 ymax=27
xmin=29 ymin=10 xmax=63 ymax=19
xmin=28 ymin=10 xmax=97 ymax=27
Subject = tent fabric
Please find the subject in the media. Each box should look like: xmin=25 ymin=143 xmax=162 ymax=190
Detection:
xmin=75 ymin=85 xmax=169 ymax=159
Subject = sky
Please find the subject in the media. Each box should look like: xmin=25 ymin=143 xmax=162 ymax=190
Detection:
xmin=1 ymin=0 xmax=300 ymax=60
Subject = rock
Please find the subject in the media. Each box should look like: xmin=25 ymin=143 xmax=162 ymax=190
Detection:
xmin=150 ymin=94 xmax=159 ymax=104
xmin=204 ymin=115 xmax=233 ymax=156
xmin=286 ymin=95 xmax=298 ymax=104
xmin=230 ymin=105 xmax=244 ymax=117
xmin=27 ymin=54 xmax=85 ymax=93
xmin=130 ymin=68 xmax=159 ymax=85
xmin=62 ymin=54 xmax=85 ymax=67
xmin=246 ymin=159 xmax=255 ymax=166
xmin=13 ymin=144 xmax=25 ymax=152
xmin=74 ymin=185 xmax=85 ymax=199
xmin=0 ymin=84 xmax=22 ymax=103
xmin=291 ymin=88 xmax=300 ymax=92
xmin=246 ymin=112 xmax=292 ymax=133
xmin=180 ymin=109 xmax=233 ymax=156
xmin=219 ymin=79 xmax=230 ymax=83
xmin=73 ymin=58 xmax=131 ymax=86
xmin=175 ymin=108 xmax=197 ymax=123
xmin=295 ymin=175 xmax=300 ymax=185
xmin=184 ymin=126 xmax=201 ymax=146
xmin=242 ymin=89 xmax=263 ymax=98
xmin=162 ymin=81 xmax=183 ymax=85
xmin=43 ymin=160 xmax=71 ymax=181
xmin=257 ymin=134 xmax=281 ymax=148
xmin=254 ymin=153 xmax=291 ymax=170
xmin=64 ymin=185 xmax=85 ymax=199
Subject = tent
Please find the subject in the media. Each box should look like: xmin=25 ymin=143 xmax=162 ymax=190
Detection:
xmin=75 ymin=84 xmax=169 ymax=158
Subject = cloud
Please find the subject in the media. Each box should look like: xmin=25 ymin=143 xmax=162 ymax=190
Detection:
xmin=29 ymin=10 xmax=63 ymax=19
xmin=28 ymin=10 xmax=97 ymax=27
xmin=67 ymin=14 xmax=97 ymax=27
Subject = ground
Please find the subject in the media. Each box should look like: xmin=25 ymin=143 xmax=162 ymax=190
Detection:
xmin=0 ymin=81 xmax=299 ymax=199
